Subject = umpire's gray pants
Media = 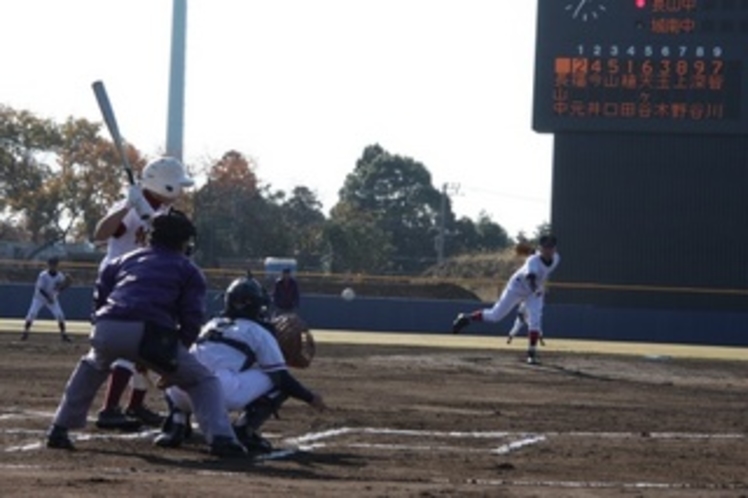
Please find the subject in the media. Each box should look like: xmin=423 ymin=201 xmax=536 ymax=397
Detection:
xmin=52 ymin=320 xmax=237 ymax=444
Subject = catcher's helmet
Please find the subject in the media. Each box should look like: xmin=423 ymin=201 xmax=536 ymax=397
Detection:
xmin=140 ymin=156 xmax=193 ymax=201
xmin=149 ymin=208 xmax=196 ymax=252
xmin=224 ymin=277 xmax=269 ymax=320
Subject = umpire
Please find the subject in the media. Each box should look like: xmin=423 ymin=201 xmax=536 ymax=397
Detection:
xmin=46 ymin=209 xmax=246 ymax=457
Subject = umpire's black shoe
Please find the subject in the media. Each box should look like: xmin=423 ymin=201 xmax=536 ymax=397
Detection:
xmin=451 ymin=313 xmax=470 ymax=334
xmin=46 ymin=425 xmax=75 ymax=450
xmin=154 ymin=423 xmax=186 ymax=448
xmin=209 ymin=436 xmax=247 ymax=458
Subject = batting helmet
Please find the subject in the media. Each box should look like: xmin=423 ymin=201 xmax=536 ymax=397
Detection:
xmin=140 ymin=156 xmax=194 ymax=201
xmin=223 ymin=277 xmax=269 ymax=320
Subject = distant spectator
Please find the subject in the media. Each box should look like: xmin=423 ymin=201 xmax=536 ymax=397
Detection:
xmin=272 ymin=268 xmax=300 ymax=316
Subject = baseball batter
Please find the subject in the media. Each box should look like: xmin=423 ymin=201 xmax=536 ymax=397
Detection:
xmin=155 ymin=277 xmax=326 ymax=453
xmin=22 ymin=256 xmax=71 ymax=342
xmin=452 ymin=234 xmax=560 ymax=364
xmin=92 ymin=156 xmax=193 ymax=430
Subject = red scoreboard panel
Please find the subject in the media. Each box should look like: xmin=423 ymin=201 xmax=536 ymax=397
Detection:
xmin=533 ymin=0 xmax=746 ymax=134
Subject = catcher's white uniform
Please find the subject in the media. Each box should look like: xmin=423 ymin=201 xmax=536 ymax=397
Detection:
xmin=25 ymin=269 xmax=67 ymax=322
xmin=481 ymin=251 xmax=561 ymax=330
xmin=167 ymin=317 xmax=286 ymax=412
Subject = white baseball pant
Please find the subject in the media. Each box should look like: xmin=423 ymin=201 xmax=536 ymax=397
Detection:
xmin=25 ymin=297 xmax=65 ymax=322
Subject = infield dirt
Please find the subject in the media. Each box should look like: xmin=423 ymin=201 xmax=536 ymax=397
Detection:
xmin=0 ymin=327 xmax=746 ymax=497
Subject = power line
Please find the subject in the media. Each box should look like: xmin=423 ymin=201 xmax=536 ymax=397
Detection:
xmin=458 ymin=185 xmax=548 ymax=204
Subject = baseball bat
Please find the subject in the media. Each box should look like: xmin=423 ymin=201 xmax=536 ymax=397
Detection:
xmin=91 ymin=80 xmax=135 ymax=185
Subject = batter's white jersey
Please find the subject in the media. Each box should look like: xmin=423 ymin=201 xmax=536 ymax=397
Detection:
xmin=97 ymin=199 xmax=168 ymax=272
xmin=168 ymin=317 xmax=286 ymax=412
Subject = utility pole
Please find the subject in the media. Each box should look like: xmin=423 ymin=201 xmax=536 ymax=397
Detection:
xmin=436 ymin=182 xmax=460 ymax=265
xmin=166 ymin=0 xmax=187 ymax=161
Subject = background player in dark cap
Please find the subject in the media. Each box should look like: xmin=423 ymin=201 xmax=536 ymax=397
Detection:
xmin=451 ymin=234 xmax=560 ymax=364
xmin=46 ymin=209 xmax=246 ymax=457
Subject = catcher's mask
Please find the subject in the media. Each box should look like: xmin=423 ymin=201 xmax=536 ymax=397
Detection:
xmin=149 ymin=208 xmax=197 ymax=253
xmin=224 ymin=277 xmax=269 ymax=320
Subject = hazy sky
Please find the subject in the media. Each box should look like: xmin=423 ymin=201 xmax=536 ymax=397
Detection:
xmin=1 ymin=0 xmax=553 ymax=237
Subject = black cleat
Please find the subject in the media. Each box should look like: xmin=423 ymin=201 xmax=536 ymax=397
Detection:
xmin=61 ymin=334 xmax=72 ymax=343
xmin=126 ymin=405 xmax=164 ymax=427
xmin=96 ymin=407 xmax=143 ymax=431
xmin=209 ymin=436 xmax=247 ymax=458
xmin=154 ymin=422 xmax=186 ymax=448
xmin=20 ymin=332 xmax=29 ymax=341
xmin=46 ymin=426 xmax=75 ymax=450
xmin=451 ymin=313 xmax=470 ymax=334
xmin=234 ymin=426 xmax=273 ymax=454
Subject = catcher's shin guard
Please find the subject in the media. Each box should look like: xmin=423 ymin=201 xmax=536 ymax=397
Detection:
xmin=159 ymin=393 xmax=192 ymax=439
xmin=236 ymin=391 xmax=289 ymax=432
xmin=233 ymin=392 xmax=289 ymax=454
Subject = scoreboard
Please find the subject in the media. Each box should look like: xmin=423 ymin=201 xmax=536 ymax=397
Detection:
xmin=533 ymin=0 xmax=747 ymax=134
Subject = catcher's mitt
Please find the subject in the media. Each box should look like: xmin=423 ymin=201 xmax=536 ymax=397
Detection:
xmin=270 ymin=313 xmax=316 ymax=369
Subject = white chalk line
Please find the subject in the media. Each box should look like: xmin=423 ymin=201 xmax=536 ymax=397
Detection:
xmin=3 ymin=411 xmax=744 ymax=458
xmin=466 ymin=478 xmax=748 ymax=491
xmin=2 ymin=408 xmax=747 ymax=490
xmin=282 ymin=426 xmax=744 ymax=445
xmin=493 ymin=435 xmax=546 ymax=455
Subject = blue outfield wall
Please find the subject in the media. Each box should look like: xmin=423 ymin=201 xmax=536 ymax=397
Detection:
xmin=1 ymin=284 xmax=746 ymax=347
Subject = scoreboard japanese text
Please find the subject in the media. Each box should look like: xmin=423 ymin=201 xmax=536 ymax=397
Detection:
xmin=533 ymin=0 xmax=746 ymax=134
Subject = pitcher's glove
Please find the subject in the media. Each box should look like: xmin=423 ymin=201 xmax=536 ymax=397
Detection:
xmin=514 ymin=241 xmax=534 ymax=257
xmin=270 ymin=313 xmax=316 ymax=369
xmin=55 ymin=275 xmax=73 ymax=292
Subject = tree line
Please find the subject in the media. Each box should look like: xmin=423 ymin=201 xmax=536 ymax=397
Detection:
xmin=0 ymin=105 xmax=545 ymax=275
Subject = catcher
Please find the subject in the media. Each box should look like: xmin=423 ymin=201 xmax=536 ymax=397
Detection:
xmin=154 ymin=276 xmax=326 ymax=453
xmin=21 ymin=256 xmax=73 ymax=342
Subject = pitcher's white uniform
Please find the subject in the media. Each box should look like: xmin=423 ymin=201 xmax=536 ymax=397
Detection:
xmin=481 ymin=251 xmax=561 ymax=330
xmin=25 ymin=269 xmax=67 ymax=322
xmin=167 ymin=317 xmax=286 ymax=413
